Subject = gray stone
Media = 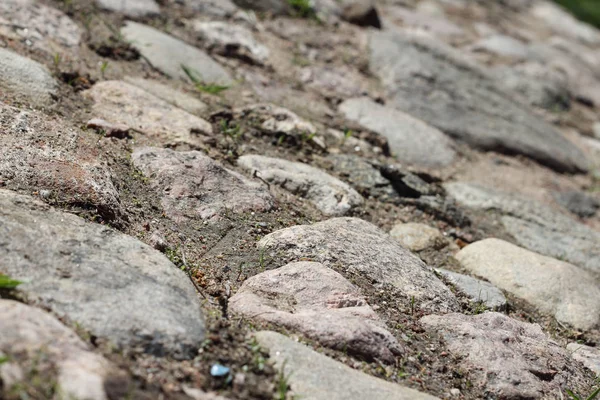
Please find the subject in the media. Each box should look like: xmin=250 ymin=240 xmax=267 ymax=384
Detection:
xmin=96 ymin=0 xmax=160 ymax=16
xmin=254 ymin=331 xmax=439 ymax=400
xmin=434 ymin=269 xmax=507 ymax=310
xmin=531 ymin=2 xmax=600 ymax=46
xmin=445 ymin=182 xmax=600 ymax=273
xmin=258 ymin=217 xmax=459 ymax=313
xmin=237 ymin=155 xmax=363 ymax=216
xmin=0 ymin=300 xmax=126 ymax=400
xmin=121 ymin=21 xmax=232 ymax=85
xmin=471 ymin=35 xmax=530 ymax=59
xmin=0 ymin=0 xmax=81 ymax=55
xmin=389 ymin=223 xmax=447 ymax=252
xmin=230 ymin=262 xmax=401 ymax=363
xmin=185 ymin=0 xmax=238 ymax=17
xmin=369 ymin=30 xmax=588 ymax=173
xmin=328 ymin=154 xmax=398 ymax=201
xmin=0 ymin=48 xmax=57 ymax=106
xmin=553 ymin=190 xmax=599 ymax=218
xmin=455 ymin=239 xmax=600 ymax=330
xmin=124 ymin=76 xmax=207 ymax=115
xmin=0 ymin=189 xmax=205 ymax=357
xmin=491 ymin=63 xmax=570 ymax=111
xmin=567 ymin=343 xmax=600 ymax=376
xmin=132 ymin=148 xmax=274 ymax=222
xmin=421 ymin=312 xmax=591 ymax=399
xmin=84 ymin=81 xmax=212 ymax=147
xmin=0 ymin=102 xmax=122 ymax=220
xmin=236 ymin=103 xmax=317 ymax=136
xmin=339 ymin=97 xmax=456 ymax=168
xmin=192 ymin=21 xmax=269 ymax=65
xmin=593 ymin=122 xmax=600 ymax=140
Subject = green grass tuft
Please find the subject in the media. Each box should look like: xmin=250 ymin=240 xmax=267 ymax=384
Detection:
xmin=181 ymin=64 xmax=229 ymax=95
xmin=553 ymin=0 xmax=600 ymax=28
xmin=0 ymin=274 xmax=22 ymax=290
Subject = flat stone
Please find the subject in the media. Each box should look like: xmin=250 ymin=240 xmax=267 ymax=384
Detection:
xmin=230 ymin=262 xmax=401 ymax=363
xmin=339 ymin=97 xmax=456 ymax=168
xmin=0 ymin=0 xmax=81 ymax=55
xmin=237 ymin=155 xmax=363 ymax=216
xmin=121 ymin=21 xmax=233 ymax=85
xmin=593 ymin=122 xmax=600 ymax=140
xmin=96 ymin=0 xmax=160 ymax=16
xmin=445 ymin=182 xmax=600 ymax=273
xmin=0 ymin=300 xmax=126 ymax=400
xmin=258 ymin=217 xmax=459 ymax=313
xmin=420 ymin=312 xmax=591 ymax=399
xmin=567 ymin=343 xmax=600 ymax=376
xmin=369 ymin=30 xmax=588 ymax=173
xmin=132 ymin=147 xmax=274 ymax=222
xmin=455 ymin=239 xmax=600 ymax=330
xmin=389 ymin=223 xmax=447 ymax=252
xmin=553 ymin=190 xmax=599 ymax=218
xmin=328 ymin=154 xmax=398 ymax=201
xmin=471 ymin=34 xmax=530 ymax=59
xmin=232 ymin=0 xmax=290 ymax=15
xmin=434 ymin=269 xmax=507 ymax=310
xmin=84 ymin=81 xmax=212 ymax=147
xmin=254 ymin=331 xmax=439 ymax=400
xmin=0 ymin=102 xmax=122 ymax=220
xmin=0 ymin=48 xmax=57 ymax=106
xmin=299 ymin=65 xmax=370 ymax=99
xmin=0 ymin=189 xmax=205 ymax=357
xmin=491 ymin=63 xmax=570 ymax=111
xmin=124 ymin=76 xmax=208 ymax=115
xmin=192 ymin=21 xmax=270 ymax=65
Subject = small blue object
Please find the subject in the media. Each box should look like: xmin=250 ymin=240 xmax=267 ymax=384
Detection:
xmin=210 ymin=364 xmax=230 ymax=377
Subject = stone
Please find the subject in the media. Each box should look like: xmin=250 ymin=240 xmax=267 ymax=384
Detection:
xmin=258 ymin=217 xmax=459 ymax=313
xmin=185 ymin=0 xmax=238 ymax=17
xmin=124 ymin=76 xmax=208 ymax=115
xmin=328 ymin=154 xmax=398 ymax=201
xmin=232 ymin=0 xmax=290 ymax=15
xmin=192 ymin=21 xmax=270 ymax=65
xmin=230 ymin=262 xmax=401 ymax=363
xmin=531 ymin=2 xmax=600 ymax=46
xmin=96 ymin=0 xmax=160 ymax=16
xmin=254 ymin=331 xmax=439 ymax=400
xmin=0 ymin=300 xmax=126 ymax=400
xmin=121 ymin=21 xmax=233 ymax=85
xmin=0 ymin=48 xmax=57 ymax=106
xmin=491 ymin=63 xmax=570 ymax=111
xmin=594 ymin=122 xmax=600 ymax=140
xmin=471 ymin=35 xmax=530 ymax=59
xmin=389 ymin=223 xmax=447 ymax=252
xmin=553 ymin=190 xmax=599 ymax=218
xmin=567 ymin=343 xmax=600 ymax=376
xmin=299 ymin=66 xmax=370 ymax=99
xmin=455 ymin=239 xmax=600 ymax=330
xmin=237 ymin=155 xmax=363 ymax=216
xmin=0 ymin=0 xmax=81 ymax=56
xmin=445 ymin=182 xmax=600 ymax=273
xmin=0 ymin=102 xmax=122 ymax=220
xmin=382 ymin=6 xmax=465 ymax=39
xmin=84 ymin=81 xmax=212 ymax=147
xmin=86 ymin=118 xmax=131 ymax=138
xmin=420 ymin=312 xmax=591 ymax=399
xmin=0 ymin=190 xmax=205 ymax=357
xmin=434 ymin=269 xmax=507 ymax=310
xmin=236 ymin=103 xmax=317 ymax=136
xmin=369 ymin=30 xmax=588 ymax=173
xmin=339 ymin=97 xmax=456 ymax=168
xmin=132 ymin=148 xmax=274 ymax=222
xmin=340 ymin=0 xmax=381 ymax=28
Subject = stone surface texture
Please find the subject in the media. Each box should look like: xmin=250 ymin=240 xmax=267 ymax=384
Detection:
xmin=0 ymin=189 xmax=205 ymax=358
xmin=258 ymin=217 xmax=459 ymax=312
xmin=230 ymin=262 xmax=401 ymax=363
xmin=455 ymin=238 xmax=600 ymax=330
